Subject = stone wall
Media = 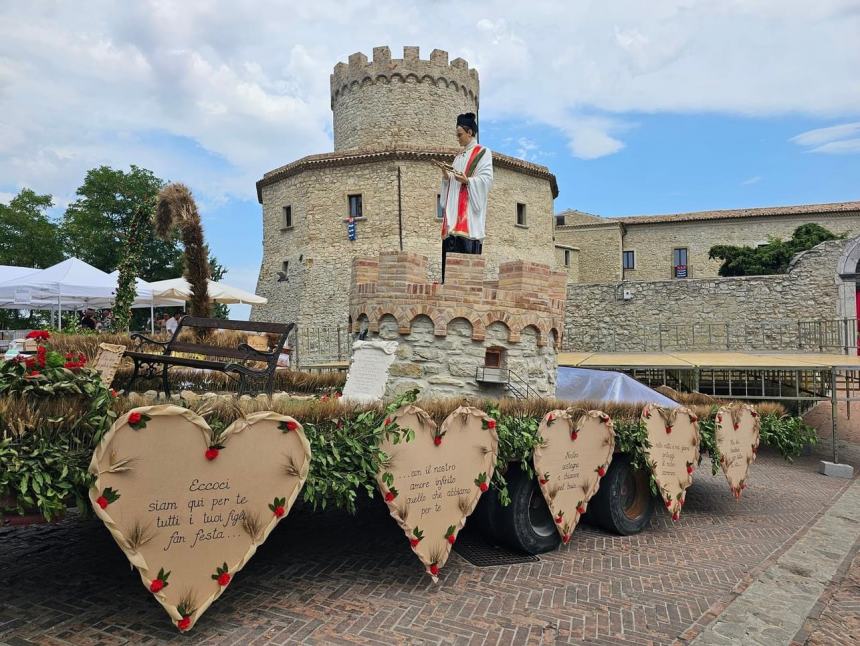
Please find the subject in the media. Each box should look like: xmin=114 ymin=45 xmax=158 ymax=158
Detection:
xmin=253 ymin=155 xmax=558 ymax=328
xmin=565 ymin=222 xmax=623 ymax=284
xmin=564 ymin=238 xmax=856 ymax=352
xmin=351 ymin=251 xmax=565 ymax=399
xmin=331 ymin=46 xmax=479 ymax=151
xmin=378 ymin=316 xmax=558 ymax=399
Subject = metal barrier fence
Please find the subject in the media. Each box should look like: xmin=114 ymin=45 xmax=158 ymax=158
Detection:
xmin=288 ymin=325 xmax=351 ymax=369
xmin=565 ymin=318 xmax=859 ymax=354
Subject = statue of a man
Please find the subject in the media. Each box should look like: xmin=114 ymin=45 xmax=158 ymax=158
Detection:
xmin=436 ymin=112 xmax=493 ymax=283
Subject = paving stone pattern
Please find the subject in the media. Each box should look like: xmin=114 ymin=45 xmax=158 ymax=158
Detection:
xmin=793 ymin=545 xmax=860 ymax=645
xmin=0 ymin=450 xmax=853 ymax=646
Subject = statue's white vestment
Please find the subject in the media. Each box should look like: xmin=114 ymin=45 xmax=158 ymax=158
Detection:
xmin=439 ymin=140 xmax=494 ymax=241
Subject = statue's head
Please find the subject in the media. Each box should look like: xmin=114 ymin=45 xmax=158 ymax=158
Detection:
xmin=456 ymin=113 xmax=477 ymax=146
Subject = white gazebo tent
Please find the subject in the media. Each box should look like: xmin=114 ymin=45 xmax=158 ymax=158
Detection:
xmin=0 ymin=259 xmax=183 ymax=329
xmin=147 ymin=278 xmax=268 ymax=305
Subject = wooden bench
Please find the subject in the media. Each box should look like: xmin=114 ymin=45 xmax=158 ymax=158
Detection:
xmin=124 ymin=316 xmax=294 ymax=396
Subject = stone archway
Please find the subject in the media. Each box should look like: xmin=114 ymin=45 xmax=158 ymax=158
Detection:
xmin=835 ymin=235 xmax=860 ymax=321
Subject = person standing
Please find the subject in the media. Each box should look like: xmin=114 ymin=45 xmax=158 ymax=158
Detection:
xmin=436 ymin=112 xmax=493 ymax=283
xmin=165 ymin=312 xmax=181 ymax=335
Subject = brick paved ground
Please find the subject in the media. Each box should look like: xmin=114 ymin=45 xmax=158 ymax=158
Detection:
xmin=0 ymin=444 xmax=856 ymax=646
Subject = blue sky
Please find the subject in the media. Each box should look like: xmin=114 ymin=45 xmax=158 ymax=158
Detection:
xmin=1 ymin=1 xmax=858 ymax=318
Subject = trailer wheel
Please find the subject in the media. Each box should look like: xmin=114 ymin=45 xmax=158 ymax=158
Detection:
xmin=587 ymin=453 xmax=654 ymax=535
xmin=495 ymin=465 xmax=560 ymax=554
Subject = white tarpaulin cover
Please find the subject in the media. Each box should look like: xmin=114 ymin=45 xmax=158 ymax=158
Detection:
xmin=556 ymin=367 xmax=679 ymax=407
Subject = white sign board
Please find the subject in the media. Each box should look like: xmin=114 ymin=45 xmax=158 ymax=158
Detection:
xmin=341 ymin=340 xmax=398 ymax=403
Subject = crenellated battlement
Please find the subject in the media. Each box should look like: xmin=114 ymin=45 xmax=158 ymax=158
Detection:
xmin=330 ymin=46 xmax=479 ymax=106
xmin=330 ymin=45 xmax=480 ymax=151
xmin=350 ymin=252 xmax=566 ymax=347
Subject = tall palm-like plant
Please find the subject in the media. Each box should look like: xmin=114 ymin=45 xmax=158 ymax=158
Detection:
xmin=154 ymin=183 xmax=211 ymax=318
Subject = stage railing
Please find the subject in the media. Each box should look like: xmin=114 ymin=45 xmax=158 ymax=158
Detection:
xmin=564 ymin=318 xmax=859 ymax=354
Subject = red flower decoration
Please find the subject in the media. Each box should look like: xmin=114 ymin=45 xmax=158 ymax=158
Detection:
xmin=96 ymin=496 xmax=108 ymax=509
xmin=665 ymin=425 xmax=672 ymax=434
xmin=429 ymin=564 xmax=439 ymax=576
xmin=433 ymin=435 xmax=442 ymax=446
xmin=562 ymin=533 xmax=570 ymax=544
xmin=596 ymin=466 xmax=606 ymax=477
xmin=128 ymin=412 xmax=142 ymax=425
xmin=218 ymin=572 xmax=231 ymax=586
xmin=570 ymin=430 xmax=578 ymax=441
xmin=487 ymin=418 xmax=496 ymax=429
xmin=205 ymin=448 xmax=220 ymax=461
xmin=150 ymin=579 xmax=164 ymax=593
xmin=178 ymin=616 xmax=191 ymax=631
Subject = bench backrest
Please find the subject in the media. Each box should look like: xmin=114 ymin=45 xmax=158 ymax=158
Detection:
xmin=164 ymin=316 xmax=293 ymax=368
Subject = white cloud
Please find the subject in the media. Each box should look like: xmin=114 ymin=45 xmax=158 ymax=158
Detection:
xmin=791 ymin=122 xmax=860 ymax=154
xmin=0 ymin=0 xmax=858 ymax=205
xmin=741 ymin=176 xmax=762 ymax=186
xmin=808 ymin=138 xmax=860 ymax=154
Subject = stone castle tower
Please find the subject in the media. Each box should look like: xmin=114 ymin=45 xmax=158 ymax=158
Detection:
xmin=252 ymin=46 xmax=559 ymax=331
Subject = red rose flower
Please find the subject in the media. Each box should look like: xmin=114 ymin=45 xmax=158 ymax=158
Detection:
xmin=570 ymin=431 xmax=578 ymax=441
xmin=110 ymin=388 xmax=117 ymax=398
xmin=177 ymin=616 xmax=191 ymax=631
xmin=409 ymin=538 xmax=420 ymax=548
xmin=562 ymin=533 xmax=570 ymax=544
xmin=597 ymin=466 xmax=606 ymax=477
xmin=447 ymin=534 xmax=456 ymax=545
xmin=274 ymin=505 xmax=285 ymax=518
xmin=96 ymin=496 xmax=108 ymax=509
xmin=128 ymin=412 xmax=142 ymax=425
xmin=433 ymin=435 xmax=442 ymax=446
xmin=479 ymin=482 xmax=488 ymax=492
xmin=150 ymin=579 xmax=164 ymax=593
xmin=285 ymin=420 xmax=298 ymax=431
xmin=429 ymin=564 xmax=439 ymax=576
xmin=217 ymin=572 xmax=231 ymax=586
xmin=205 ymin=448 xmax=219 ymax=461
xmin=487 ymin=419 xmax=496 ymax=429
xmin=384 ymin=491 xmax=395 ymax=502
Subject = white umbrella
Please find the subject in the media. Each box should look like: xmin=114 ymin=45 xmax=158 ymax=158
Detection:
xmin=148 ymin=278 xmax=268 ymax=305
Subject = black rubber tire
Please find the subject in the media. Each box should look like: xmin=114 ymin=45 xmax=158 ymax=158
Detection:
xmin=587 ymin=453 xmax=655 ymax=535
xmin=494 ymin=465 xmax=561 ymax=554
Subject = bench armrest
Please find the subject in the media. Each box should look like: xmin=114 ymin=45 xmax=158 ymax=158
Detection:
xmin=129 ymin=333 xmax=169 ymax=349
xmin=237 ymin=342 xmax=276 ymax=359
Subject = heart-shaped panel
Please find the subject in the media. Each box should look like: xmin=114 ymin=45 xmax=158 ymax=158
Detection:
xmin=641 ymin=404 xmax=700 ymax=521
xmin=377 ymin=404 xmax=498 ymax=580
xmin=715 ymin=404 xmax=760 ymax=498
xmin=89 ymin=405 xmax=310 ymax=631
xmin=533 ymin=409 xmax=614 ymax=543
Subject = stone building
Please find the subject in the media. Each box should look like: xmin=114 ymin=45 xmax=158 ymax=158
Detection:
xmin=252 ymin=46 xmax=559 ymax=329
xmin=564 ymin=234 xmax=860 ymax=352
xmin=349 ymin=251 xmax=566 ymax=399
xmin=554 ymin=202 xmax=860 ymax=283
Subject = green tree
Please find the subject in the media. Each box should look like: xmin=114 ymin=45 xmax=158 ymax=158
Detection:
xmin=208 ymin=250 xmax=230 ymax=319
xmin=709 ymin=223 xmax=844 ymax=277
xmin=60 ymin=165 xmax=184 ymax=281
xmin=0 ymin=189 xmax=63 ymax=268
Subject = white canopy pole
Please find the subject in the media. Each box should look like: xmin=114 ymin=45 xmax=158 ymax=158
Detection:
xmin=57 ymin=287 xmax=62 ymax=331
xmin=151 ymin=297 xmax=155 ymax=333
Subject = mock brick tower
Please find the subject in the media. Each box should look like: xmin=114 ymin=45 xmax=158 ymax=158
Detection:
xmin=252 ymin=47 xmax=559 ymax=337
xmin=350 ymin=251 xmax=566 ymax=399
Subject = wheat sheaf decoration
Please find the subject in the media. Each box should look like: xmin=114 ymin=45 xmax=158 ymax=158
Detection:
xmin=155 ymin=182 xmax=211 ymax=320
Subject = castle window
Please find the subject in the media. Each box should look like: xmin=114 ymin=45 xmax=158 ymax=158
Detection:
xmin=564 ymin=249 xmax=571 ymax=267
xmin=555 ymin=215 xmax=566 ymax=227
xmin=673 ymin=248 xmax=688 ymax=278
xmin=516 ymin=203 xmax=527 ymax=227
xmin=282 ymin=205 xmax=293 ymax=229
xmin=436 ymin=193 xmax=443 ymax=219
xmin=623 ymin=251 xmax=635 ymax=270
xmin=348 ymin=194 xmax=363 ymax=219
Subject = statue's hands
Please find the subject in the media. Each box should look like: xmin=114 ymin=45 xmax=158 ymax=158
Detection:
xmin=452 ymin=172 xmax=469 ymax=185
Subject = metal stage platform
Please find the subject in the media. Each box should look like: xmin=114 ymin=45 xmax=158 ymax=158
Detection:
xmin=558 ymin=351 xmax=860 ymax=465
